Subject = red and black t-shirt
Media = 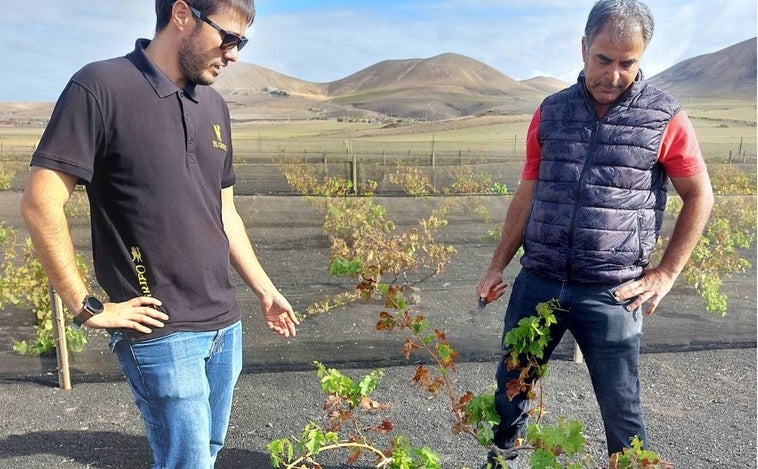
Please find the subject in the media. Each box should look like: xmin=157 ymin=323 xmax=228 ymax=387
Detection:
xmin=31 ymin=39 xmax=241 ymax=340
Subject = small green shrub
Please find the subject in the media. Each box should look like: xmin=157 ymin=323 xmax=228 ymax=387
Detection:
xmin=280 ymin=165 xmax=456 ymax=316
xmin=0 ymin=223 xmax=90 ymax=356
xmin=0 ymin=162 xmax=25 ymax=190
xmin=650 ymin=164 xmax=757 ymax=315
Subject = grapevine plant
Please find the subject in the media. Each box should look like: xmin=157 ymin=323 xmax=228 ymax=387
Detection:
xmin=0 ymin=223 xmax=90 ymax=355
xmin=269 ymin=267 xmax=671 ymax=468
xmin=280 ymin=165 xmax=457 ymax=315
xmin=653 ymin=164 xmax=756 ymax=315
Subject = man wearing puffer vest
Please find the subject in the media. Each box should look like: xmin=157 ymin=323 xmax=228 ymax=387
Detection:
xmin=476 ymin=1 xmax=714 ymax=467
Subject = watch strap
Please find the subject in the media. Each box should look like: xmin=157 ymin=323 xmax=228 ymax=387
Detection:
xmin=73 ymin=295 xmax=104 ymax=328
xmin=73 ymin=308 xmax=94 ymax=327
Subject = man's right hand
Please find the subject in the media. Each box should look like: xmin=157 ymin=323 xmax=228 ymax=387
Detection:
xmin=476 ymin=271 xmax=508 ymax=305
xmin=82 ymin=296 xmax=169 ymax=334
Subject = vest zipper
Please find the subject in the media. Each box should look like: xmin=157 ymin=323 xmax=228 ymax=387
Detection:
xmin=566 ymin=117 xmax=601 ymax=282
xmin=635 ymin=210 xmax=644 ymax=265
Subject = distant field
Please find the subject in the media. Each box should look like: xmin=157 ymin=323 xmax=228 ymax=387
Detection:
xmin=0 ymin=101 xmax=756 ymax=176
xmin=229 ymin=104 xmax=756 ymax=162
xmin=685 ymin=101 xmax=757 ymax=163
xmin=0 ymin=127 xmax=45 ymax=155
xmin=231 ymin=115 xmax=534 ymax=157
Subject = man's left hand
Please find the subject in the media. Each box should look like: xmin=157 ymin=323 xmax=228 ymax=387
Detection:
xmin=613 ymin=268 xmax=677 ymax=315
xmin=261 ymin=293 xmax=299 ymax=338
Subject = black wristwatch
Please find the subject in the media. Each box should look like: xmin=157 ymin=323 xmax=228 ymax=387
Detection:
xmin=73 ymin=295 xmax=104 ymax=328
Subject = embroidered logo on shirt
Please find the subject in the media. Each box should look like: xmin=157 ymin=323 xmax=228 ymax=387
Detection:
xmin=130 ymin=246 xmax=143 ymax=263
xmin=130 ymin=246 xmax=152 ymax=296
xmin=212 ymin=124 xmax=228 ymax=151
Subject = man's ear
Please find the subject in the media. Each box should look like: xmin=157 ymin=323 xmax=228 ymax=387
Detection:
xmin=171 ymin=0 xmax=194 ymax=31
xmin=581 ymin=36 xmax=588 ymax=64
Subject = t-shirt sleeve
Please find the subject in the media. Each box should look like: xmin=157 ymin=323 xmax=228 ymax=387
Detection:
xmin=658 ymin=110 xmax=707 ymax=178
xmin=220 ymin=103 xmax=236 ymax=188
xmin=221 ymin=148 xmax=236 ymax=188
xmin=30 ymin=79 xmax=104 ymax=183
xmin=520 ymin=108 xmax=542 ymax=180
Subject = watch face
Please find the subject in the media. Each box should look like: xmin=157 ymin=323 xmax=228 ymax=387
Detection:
xmin=84 ymin=296 xmax=104 ymax=313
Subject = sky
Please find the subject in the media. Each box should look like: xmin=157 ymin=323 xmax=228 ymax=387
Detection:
xmin=3 ymin=0 xmax=756 ymax=102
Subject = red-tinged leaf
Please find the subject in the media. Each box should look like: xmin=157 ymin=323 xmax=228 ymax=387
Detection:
xmin=385 ymin=285 xmax=404 ymax=308
xmin=412 ymin=365 xmax=431 ymax=387
xmin=434 ymin=329 xmax=447 ymax=342
xmin=356 ymin=280 xmax=375 ymax=299
xmin=387 ymin=285 xmax=402 ymax=295
xmin=323 ymin=395 xmax=342 ymax=412
xmin=455 ymin=391 xmax=475 ymax=410
xmin=451 ymin=421 xmax=467 ymax=435
xmin=402 ymin=338 xmax=418 ymax=359
xmin=347 ymin=447 xmax=362 ymax=466
xmin=359 ymin=396 xmax=388 ymax=411
xmin=326 ymin=418 xmax=343 ymax=432
xmin=506 ymin=379 xmax=523 ymax=401
xmin=376 ymin=419 xmax=395 ymax=434
xmin=428 ymin=378 xmax=444 ymax=395
xmin=376 ymin=312 xmax=397 ymax=331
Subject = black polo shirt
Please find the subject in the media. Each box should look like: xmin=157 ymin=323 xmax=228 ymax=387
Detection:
xmin=32 ymin=39 xmax=241 ymax=339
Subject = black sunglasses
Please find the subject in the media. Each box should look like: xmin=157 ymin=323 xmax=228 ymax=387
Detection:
xmin=189 ymin=5 xmax=248 ymax=52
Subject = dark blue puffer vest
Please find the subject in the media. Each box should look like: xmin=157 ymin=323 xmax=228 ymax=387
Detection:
xmin=521 ymin=73 xmax=681 ymax=284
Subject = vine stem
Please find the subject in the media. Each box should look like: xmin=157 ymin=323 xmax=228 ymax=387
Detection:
xmin=284 ymin=441 xmax=389 ymax=469
xmin=400 ymin=313 xmax=480 ymax=440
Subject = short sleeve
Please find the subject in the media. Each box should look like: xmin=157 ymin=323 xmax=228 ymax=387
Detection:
xmin=658 ymin=110 xmax=707 ymax=178
xmin=31 ymin=79 xmax=105 ymax=183
xmin=521 ymin=108 xmax=541 ymax=180
xmin=220 ymin=103 xmax=236 ymax=188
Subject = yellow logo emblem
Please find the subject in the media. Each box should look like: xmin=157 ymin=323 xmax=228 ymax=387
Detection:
xmin=130 ymin=246 xmax=143 ymax=263
xmin=130 ymin=246 xmax=152 ymax=296
xmin=212 ymin=124 xmax=227 ymax=151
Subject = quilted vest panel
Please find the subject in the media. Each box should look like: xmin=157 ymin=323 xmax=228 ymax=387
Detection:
xmin=522 ymin=74 xmax=681 ymax=283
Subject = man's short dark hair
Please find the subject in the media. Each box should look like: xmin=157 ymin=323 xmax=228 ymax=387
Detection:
xmin=585 ymin=0 xmax=655 ymax=50
xmin=155 ymin=0 xmax=255 ymax=32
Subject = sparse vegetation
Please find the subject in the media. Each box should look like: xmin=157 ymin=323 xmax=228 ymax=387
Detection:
xmin=280 ymin=165 xmax=457 ymax=316
xmin=269 ymin=289 xmax=672 ymax=469
xmin=0 ymin=223 xmax=90 ymax=356
xmin=652 ymin=164 xmax=757 ymax=315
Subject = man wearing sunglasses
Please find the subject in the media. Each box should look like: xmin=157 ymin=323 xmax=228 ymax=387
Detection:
xmin=21 ymin=1 xmax=299 ymax=467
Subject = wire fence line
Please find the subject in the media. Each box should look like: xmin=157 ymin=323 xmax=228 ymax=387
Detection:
xmin=233 ymin=150 xmax=526 ymax=195
xmin=2 ymin=141 xmax=756 ymax=196
xmin=3 ymin=134 xmax=755 ymax=163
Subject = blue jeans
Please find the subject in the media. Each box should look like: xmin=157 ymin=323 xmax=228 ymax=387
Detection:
xmin=493 ymin=269 xmax=645 ymax=457
xmin=110 ymin=321 xmax=243 ymax=469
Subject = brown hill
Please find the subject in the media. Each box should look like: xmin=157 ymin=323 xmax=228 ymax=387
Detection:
xmin=214 ymin=52 xmax=564 ymax=120
xmin=649 ymin=37 xmax=757 ymax=100
xmin=521 ymin=76 xmax=571 ymax=95
xmin=213 ymin=62 xmax=327 ymax=99
xmin=323 ymin=53 xmax=556 ymax=119
xmin=327 ymin=53 xmax=534 ymax=97
xmin=213 ymin=37 xmax=757 ymax=121
xmin=3 ymin=39 xmax=754 ymax=123
xmin=0 ymin=102 xmax=54 ymax=125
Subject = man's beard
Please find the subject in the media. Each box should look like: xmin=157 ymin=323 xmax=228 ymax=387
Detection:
xmin=177 ymin=34 xmax=214 ymax=86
